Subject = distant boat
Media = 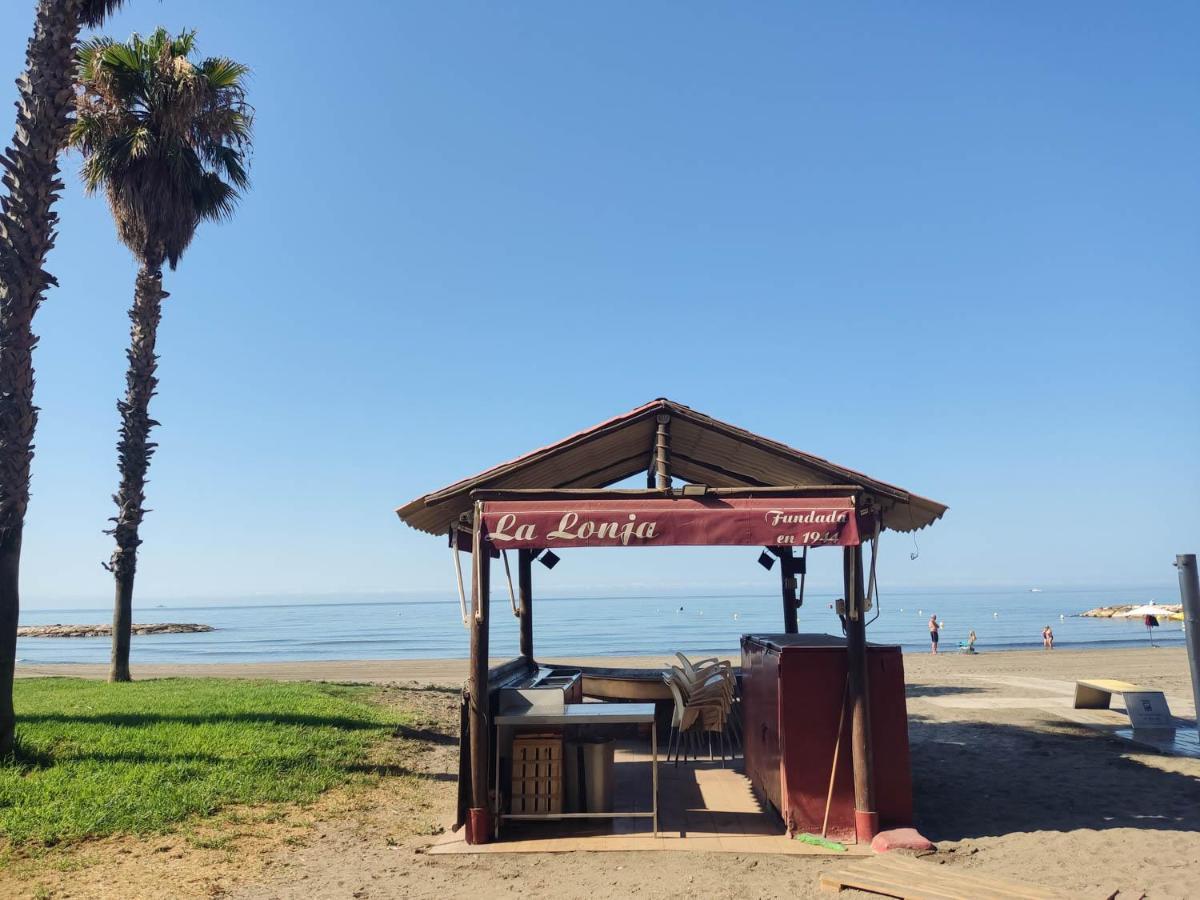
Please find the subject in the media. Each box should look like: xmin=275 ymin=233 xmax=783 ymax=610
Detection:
xmin=1029 ymin=588 xmax=1043 ymax=593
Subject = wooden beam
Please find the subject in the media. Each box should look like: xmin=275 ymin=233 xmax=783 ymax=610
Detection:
xmin=518 ymin=548 xmax=533 ymax=662
xmin=466 ymin=503 xmax=492 ymax=844
xmin=798 ymin=546 xmax=808 ymax=611
xmin=409 ymin=398 xmax=916 ymax=513
xmin=820 ymin=855 xmax=1075 ymax=900
xmin=470 ymin=485 xmax=863 ymax=501
xmin=776 ymin=546 xmax=799 ymax=633
xmin=450 ymin=525 xmax=499 ymax=556
xmin=654 ymin=413 xmax=671 ymax=489
xmin=550 ymin=450 xmax=652 ymax=490
xmin=418 ymin=404 xmax=665 ymax=508
xmin=669 ymin=406 xmax=912 ymax=503
xmin=843 ymin=543 xmax=877 ymax=842
xmin=670 ymin=451 xmax=771 ymax=487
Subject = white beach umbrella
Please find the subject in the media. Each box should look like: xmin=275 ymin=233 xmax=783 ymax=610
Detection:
xmin=1115 ymin=605 xmax=1168 ymax=647
xmin=1114 ymin=604 xmax=1170 ymax=618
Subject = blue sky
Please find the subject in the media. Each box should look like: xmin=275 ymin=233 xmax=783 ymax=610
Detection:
xmin=2 ymin=2 xmax=1197 ymax=607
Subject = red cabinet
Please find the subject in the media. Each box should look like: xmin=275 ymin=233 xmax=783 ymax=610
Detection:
xmin=741 ymin=634 xmax=913 ymax=843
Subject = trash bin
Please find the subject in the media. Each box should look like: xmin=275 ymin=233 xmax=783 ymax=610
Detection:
xmin=563 ymin=737 xmax=615 ymax=813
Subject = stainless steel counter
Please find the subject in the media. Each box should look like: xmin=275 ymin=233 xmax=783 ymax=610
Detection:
xmin=495 ymin=702 xmax=656 ymax=727
xmin=494 ymin=702 xmax=658 ymax=837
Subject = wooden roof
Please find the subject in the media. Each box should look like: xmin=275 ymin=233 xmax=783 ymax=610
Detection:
xmin=395 ymin=399 xmax=947 ymax=537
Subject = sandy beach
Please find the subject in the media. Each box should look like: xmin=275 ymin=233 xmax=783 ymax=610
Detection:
xmin=1 ymin=2 xmax=1192 ymax=899
xmin=7 ymin=645 xmax=1198 ymax=899
xmin=15 ymin=644 xmax=1200 ymax=697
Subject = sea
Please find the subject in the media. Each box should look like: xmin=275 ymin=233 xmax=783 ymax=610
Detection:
xmin=15 ymin=584 xmax=1186 ymax=666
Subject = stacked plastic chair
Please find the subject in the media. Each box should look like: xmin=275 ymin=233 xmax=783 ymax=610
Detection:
xmin=663 ymin=652 xmax=741 ymax=766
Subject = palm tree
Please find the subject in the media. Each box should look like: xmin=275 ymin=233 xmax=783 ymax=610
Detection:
xmin=0 ymin=0 xmax=126 ymax=754
xmin=70 ymin=28 xmax=252 ymax=682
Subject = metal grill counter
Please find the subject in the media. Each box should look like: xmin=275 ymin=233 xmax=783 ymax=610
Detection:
xmin=494 ymin=701 xmax=658 ymax=837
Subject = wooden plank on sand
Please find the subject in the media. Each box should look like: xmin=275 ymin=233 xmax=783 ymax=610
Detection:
xmin=819 ymin=854 xmax=1079 ymax=900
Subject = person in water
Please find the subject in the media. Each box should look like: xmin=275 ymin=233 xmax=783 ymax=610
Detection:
xmin=929 ymin=614 xmax=940 ymax=654
xmin=1042 ymin=625 xmax=1054 ymax=649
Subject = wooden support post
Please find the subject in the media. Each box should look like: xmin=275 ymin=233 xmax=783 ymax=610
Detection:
xmin=778 ymin=547 xmax=799 ymax=633
xmin=843 ymin=543 xmax=878 ymax=842
xmin=654 ymin=413 xmax=671 ymax=489
xmin=798 ymin=546 xmax=808 ymax=610
xmin=466 ymin=505 xmax=492 ymax=844
xmin=518 ymin=548 xmax=533 ymax=663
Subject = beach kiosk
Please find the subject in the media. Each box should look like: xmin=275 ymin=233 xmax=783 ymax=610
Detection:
xmin=395 ymin=399 xmax=946 ymax=846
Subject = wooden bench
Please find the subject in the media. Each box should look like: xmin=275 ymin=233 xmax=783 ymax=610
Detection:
xmin=820 ymin=854 xmax=1080 ymax=899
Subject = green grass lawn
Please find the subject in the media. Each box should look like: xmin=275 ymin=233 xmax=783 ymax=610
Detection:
xmin=0 ymin=678 xmax=404 ymax=845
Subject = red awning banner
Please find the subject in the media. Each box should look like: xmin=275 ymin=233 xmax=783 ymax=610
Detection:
xmin=479 ymin=497 xmax=862 ymax=550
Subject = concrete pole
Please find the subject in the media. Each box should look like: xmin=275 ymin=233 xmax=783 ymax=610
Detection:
xmin=1176 ymin=554 xmax=1200 ymax=727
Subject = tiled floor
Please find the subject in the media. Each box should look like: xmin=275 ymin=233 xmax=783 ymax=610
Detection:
xmin=429 ymin=740 xmax=869 ymax=856
xmin=1114 ymin=727 xmax=1200 ymax=758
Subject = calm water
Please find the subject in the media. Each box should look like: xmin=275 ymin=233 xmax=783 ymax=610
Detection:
xmin=15 ymin=585 xmax=1185 ymax=665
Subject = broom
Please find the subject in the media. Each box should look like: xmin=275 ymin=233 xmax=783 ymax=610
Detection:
xmin=821 ymin=675 xmax=850 ymax=839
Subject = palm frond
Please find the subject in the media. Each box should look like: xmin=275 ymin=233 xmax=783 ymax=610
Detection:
xmin=199 ymin=57 xmax=250 ymax=90
xmin=81 ymin=0 xmax=128 ymax=28
xmin=69 ymin=27 xmax=253 ymax=267
xmin=204 ymin=143 xmax=248 ymax=189
xmin=194 ymin=173 xmax=240 ymax=222
xmin=77 ymin=36 xmax=114 ymax=67
xmin=102 ymin=40 xmax=142 ymax=73
xmin=170 ymin=30 xmax=199 ymax=58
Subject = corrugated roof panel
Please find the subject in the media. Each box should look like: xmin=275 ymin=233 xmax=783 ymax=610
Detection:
xmin=670 ymin=418 xmax=834 ymax=488
xmin=403 ymin=417 xmax=659 ymax=535
xmin=396 ymin=399 xmax=947 ymax=536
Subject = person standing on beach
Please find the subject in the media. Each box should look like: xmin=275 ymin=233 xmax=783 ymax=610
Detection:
xmin=929 ymin=614 xmax=940 ymax=654
xmin=1042 ymin=625 xmax=1054 ymax=649
xmin=968 ymin=630 xmax=977 ymax=653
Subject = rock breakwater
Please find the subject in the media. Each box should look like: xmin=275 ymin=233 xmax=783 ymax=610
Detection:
xmin=1076 ymin=605 xmax=1181 ymax=618
xmin=18 ymin=623 xmax=213 ymax=638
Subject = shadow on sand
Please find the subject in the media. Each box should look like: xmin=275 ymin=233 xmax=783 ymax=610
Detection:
xmin=393 ymin=722 xmax=457 ymax=746
xmin=904 ymin=684 xmax=989 ymax=699
xmin=909 ymin=714 xmax=1200 ymax=840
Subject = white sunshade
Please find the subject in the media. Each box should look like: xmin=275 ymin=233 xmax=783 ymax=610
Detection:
xmin=1114 ymin=604 xmax=1172 ymax=618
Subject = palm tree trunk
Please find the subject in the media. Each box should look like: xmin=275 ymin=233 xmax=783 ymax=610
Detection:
xmin=0 ymin=0 xmax=87 ymax=752
xmin=0 ymin=527 xmax=21 ymax=755
xmin=107 ymin=254 xmax=167 ymax=683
